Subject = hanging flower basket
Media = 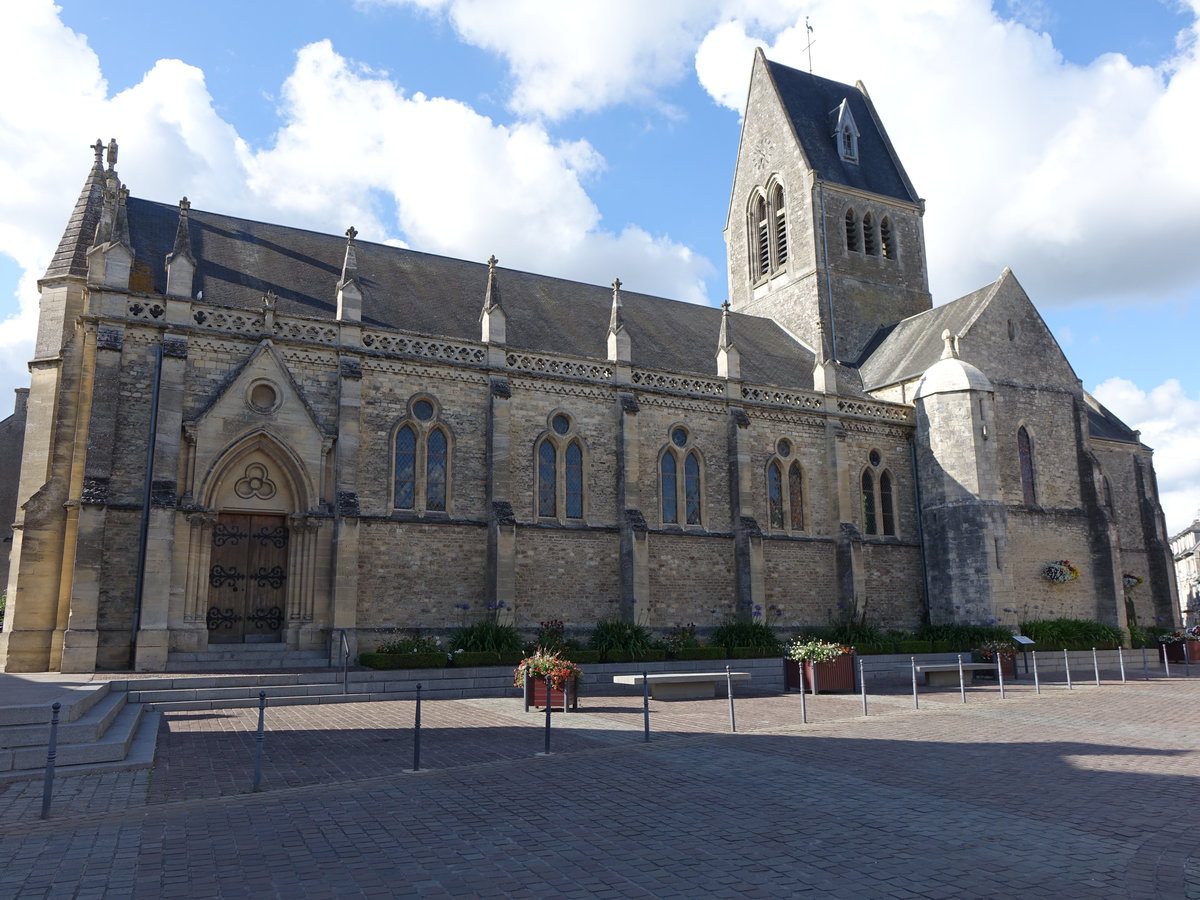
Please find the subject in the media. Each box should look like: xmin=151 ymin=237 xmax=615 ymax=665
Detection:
xmin=1041 ymin=560 xmax=1080 ymax=584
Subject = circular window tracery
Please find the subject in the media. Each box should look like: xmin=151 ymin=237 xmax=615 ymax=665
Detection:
xmin=671 ymin=426 xmax=688 ymax=448
xmin=551 ymin=413 xmax=571 ymax=435
xmin=869 ymin=449 xmax=882 ymax=467
xmin=777 ymin=438 xmax=792 ymax=458
xmin=246 ymin=380 xmax=280 ymax=414
xmin=412 ymin=399 xmax=435 ymax=421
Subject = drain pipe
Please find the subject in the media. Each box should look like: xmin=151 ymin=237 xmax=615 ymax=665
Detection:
xmin=129 ymin=342 xmax=163 ymax=669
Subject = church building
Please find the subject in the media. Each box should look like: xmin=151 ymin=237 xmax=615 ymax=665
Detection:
xmin=0 ymin=51 xmax=1177 ymax=672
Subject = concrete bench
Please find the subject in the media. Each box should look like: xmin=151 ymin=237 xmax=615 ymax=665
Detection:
xmin=612 ymin=672 xmax=751 ymax=701
xmin=914 ymin=663 xmax=997 ymax=687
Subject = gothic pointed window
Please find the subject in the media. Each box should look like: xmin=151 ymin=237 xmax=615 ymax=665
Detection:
xmin=880 ymin=470 xmax=895 ymax=536
xmin=1018 ymin=426 xmax=1037 ymax=505
xmin=789 ymin=461 xmax=805 ymax=530
xmin=768 ymin=461 xmax=784 ymax=529
xmin=880 ymin=216 xmax=895 ymax=259
xmin=862 ymin=470 xmax=877 ymax=535
xmin=660 ymin=427 xmax=703 ymax=527
xmin=537 ymin=412 xmax=587 ymax=520
xmin=661 ymin=451 xmax=678 ymax=525
xmin=845 ymin=209 xmax=860 ymax=253
xmin=393 ymin=396 xmax=453 ymax=514
xmin=771 ymin=183 xmax=788 ymax=267
xmin=863 ymin=212 xmax=878 ymax=256
xmin=751 ymin=193 xmax=770 ymax=281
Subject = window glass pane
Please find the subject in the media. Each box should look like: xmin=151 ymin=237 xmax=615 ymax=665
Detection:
xmin=661 ymin=452 xmax=677 ymax=524
xmin=767 ymin=462 xmax=784 ymax=529
xmin=394 ymin=425 xmax=416 ymax=509
xmin=862 ymin=470 xmax=877 ymax=535
xmin=565 ymin=442 xmax=583 ymax=519
xmin=671 ymin=427 xmax=688 ymax=448
xmin=789 ymin=461 xmax=804 ymax=530
xmin=552 ymin=413 xmax=570 ymax=435
xmin=538 ymin=440 xmax=557 ymax=516
xmin=412 ymin=399 xmax=434 ymax=421
xmin=426 ymin=429 xmax=447 ymax=511
xmin=880 ymin=471 xmax=894 ymax=536
xmin=685 ymin=453 xmax=701 ymax=525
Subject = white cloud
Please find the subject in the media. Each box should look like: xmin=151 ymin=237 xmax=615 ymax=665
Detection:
xmin=693 ymin=1 xmax=1200 ymax=310
xmin=1093 ymin=377 xmax=1200 ymax=533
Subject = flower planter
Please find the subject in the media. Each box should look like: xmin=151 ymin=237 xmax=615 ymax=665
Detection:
xmin=1160 ymin=642 xmax=1198 ymax=664
xmin=798 ymin=654 xmax=856 ymax=694
xmin=971 ymin=653 xmax=1016 ymax=679
xmin=523 ymin=676 xmax=579 ymax=712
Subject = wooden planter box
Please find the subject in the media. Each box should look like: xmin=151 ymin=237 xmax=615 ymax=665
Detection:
xmin=1161 ymin=642 xmax=1198 ymax=664
xmin=784 ymin=654 xmax=856 ymax=693
xmin=523 ymin=676 xmax=579 ymax=712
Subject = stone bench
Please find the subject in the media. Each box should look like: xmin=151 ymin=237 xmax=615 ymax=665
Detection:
xmin=914 ymin=663 xmax=997 ymax=687
xmin=612 ymin=672 xmax=752 ymax=701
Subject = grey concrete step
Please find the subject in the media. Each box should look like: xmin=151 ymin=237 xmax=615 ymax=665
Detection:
xmin=0 ymin=681 xmax=111 ymax=727
xmin=165 ymin=648 xmax=330 ymax=672
xmin=0 ymin=709 xmax=160 ymax=784
xmin=2 ymin=702 xmax=145 ymax=772
xmin=0 ymin=690 xmax=127 ymax=750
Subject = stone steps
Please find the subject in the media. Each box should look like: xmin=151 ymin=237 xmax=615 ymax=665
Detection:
xmin=0 ymin=690 xmax=127 ymax=749
xmin=165 ymin=647 xmax=330 ymax=672
xmin=0 ymin=681 xmax=112 ymax=727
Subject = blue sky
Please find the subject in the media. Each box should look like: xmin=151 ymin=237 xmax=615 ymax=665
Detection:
xmin=1 ymin=0 xmax=1198 ymax=529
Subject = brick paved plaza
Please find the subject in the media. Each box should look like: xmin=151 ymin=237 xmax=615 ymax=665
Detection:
xmin=2 ymin=674 xmax=1199 ymax=898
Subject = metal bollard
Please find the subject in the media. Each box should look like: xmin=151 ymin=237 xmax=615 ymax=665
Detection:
xmin=859 ymin=658 xmax=868 ymax=717
xmin=1162 ymin=644 xmax=1172 ymax=679
xmin=911 ymin=657 xmax=919 ymax=710
xmin=412 ymin=683 xmax=422 ymax=772
xmin=811 ymin=661 xmax=820 ymax=696
xmin=642 ymin=671 xmax=651 ymax=743
xmin=1118 ymin=647 xmax=1126 ymax=684
xmin=1092 ymin=648 xmax=1101 ymax=688
xmin=957 ymin=654 xmax=966 ymax=704
xmin=252 ymin=691 xmax=266 ymax=792
xmin=1064 ymin=649 xmax=1073 ymax=690
xmin=40 ymin=701 xmax=61 ymax=819
xmin=726 ymin=666 xmax=737 ymax=733
xmin=1142 ymin=646 xmax=1150 ymax=681
xmin=1185 ymin=642 xmax=1192 ymax=677
xmin=996 ymin=654 xmax=1005 ymax=700
xmin=799 ymin=673 xmax=808 ymax=724
xmin=543 ymin=680 xmax=553 ymax=755
xmin=1032 ymin=650 xmax=1040 ymax=694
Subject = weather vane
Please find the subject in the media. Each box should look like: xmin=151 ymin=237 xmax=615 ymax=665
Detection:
xmin=804 ymin=17 xmax=816 ymax=74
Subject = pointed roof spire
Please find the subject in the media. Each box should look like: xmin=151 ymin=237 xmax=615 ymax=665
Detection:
xmin=482 ymin=254 xmax=502 ymax=314
xmin=169 ymin=196 xmax=195 ymax=263
xmin=608 ymin=277 xmax=625 ymax=333
xmin=940 ymin=328 xmax=959 ymax=360
xmin=338 ymin=226 xmax=358 ymax=287
xmin=43 ymin=140 xmax=109 ymax=279
xmin=718 ymin=299 xmax=733 ymax=350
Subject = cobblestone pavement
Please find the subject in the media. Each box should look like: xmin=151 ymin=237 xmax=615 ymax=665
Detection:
xmin=1 ymin=675 xmax=1199 ymax=898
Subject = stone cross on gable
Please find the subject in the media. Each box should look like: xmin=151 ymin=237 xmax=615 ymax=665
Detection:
xmin=345 ymin=226 xmax=358 ymax=243
xmin=488 ymin=254 xmax=498 ymax=269
xmin=612 ymin=277 xmax=622 ymax=294
xmin=92 ymin=139 xmax=104 ymax=165
xmin=179 ymin=196 xmax=191 ymax=215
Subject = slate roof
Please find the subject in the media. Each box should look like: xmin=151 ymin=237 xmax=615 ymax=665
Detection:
xmin=857 ymin=280 xmax=997 ymax=390
xmin=765 ymin=60 xmax=919 ymax=204
xmin=43 ymin=158 xmax=107 ymax=281
xmin=119 ymin=197 xmax=816 ymax=389
xmin=1085 ymin=396 xmax=1141 ymax=445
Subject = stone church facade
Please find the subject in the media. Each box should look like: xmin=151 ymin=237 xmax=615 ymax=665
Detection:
xmin=1 ymin=52 xmax=1178 ymax=672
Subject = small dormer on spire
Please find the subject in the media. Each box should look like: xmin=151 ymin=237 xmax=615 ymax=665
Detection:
xmin=716 ymin=300 xmax=740 ymax=379
xmin=607 ymin=277 xmax=631 ymax=363
xmin=336 ymin=226 xmax=362 ymax=322
xmin=831 ymin=99 xmax=860 ymax=163
xmin=480 ymin=254 xmax=506 ymax=344
xmin=164 ymin=196 xmax=196 ymax=298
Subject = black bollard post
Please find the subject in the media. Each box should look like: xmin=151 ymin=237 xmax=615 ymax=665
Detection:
xmin=1142 ymin=646 xmax=1150 ymax=681
xmin=1185 ymin=641 xmax=1192 ymax=677
xmin=859 ymin=658 xmax=868 ymax=717
xmin=413 ymin=683 xmax=422 ymax=772
xmin=40 ymin=701 xmax=61 ymax=819
xmin=543 ymin=680 xmax=553 ymax=755
xmin=725 ymin=666 xmax=736 ymax=733
xmin=252 ymin=691 xmax=266 ymax=792
xmin=642 ymin=671 xmax=650 ymax=743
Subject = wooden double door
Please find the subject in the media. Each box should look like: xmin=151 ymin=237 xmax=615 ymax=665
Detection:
xmin=205 ymin=513 xmax=289 ymax=644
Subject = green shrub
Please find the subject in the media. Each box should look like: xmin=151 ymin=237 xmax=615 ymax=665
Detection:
xmin=894 ymin=640 xmax=933 ymax=655
xmin=563 ymin=649 xmax=601 ymax=664
xmin=676 ymin=647 xmax=725 ymax=661
xmin=660 ymin=623 xmax=700 ymax=656
xmin=915 ymin=623 xmax=1014 ymax=651
xmin=641 ymin=649 xmax=668 ymax=662
xmin=852 ymin=643 xmax=892 ymax=655
xmin=710 ymin=620 xmax=782 ymax=655
xmin=535 ymin=619 xmax=566 ymax=651
xmin=499 ymin=650 xmax=525 ymax=666
xmin=604 ymin=649 xmax=630 ymax=663
xmin=359 ymin=651 xmax=446 ymax=670
xmin=587 ymin=619 xmax=653 ymax=660
xmin=450 ymin=650 xmax=501 ymax=667
xmin=1020 ymin=618 xmax=1124 ymax=650
xmin=450 ymin=620 xmax=523 ymax=655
